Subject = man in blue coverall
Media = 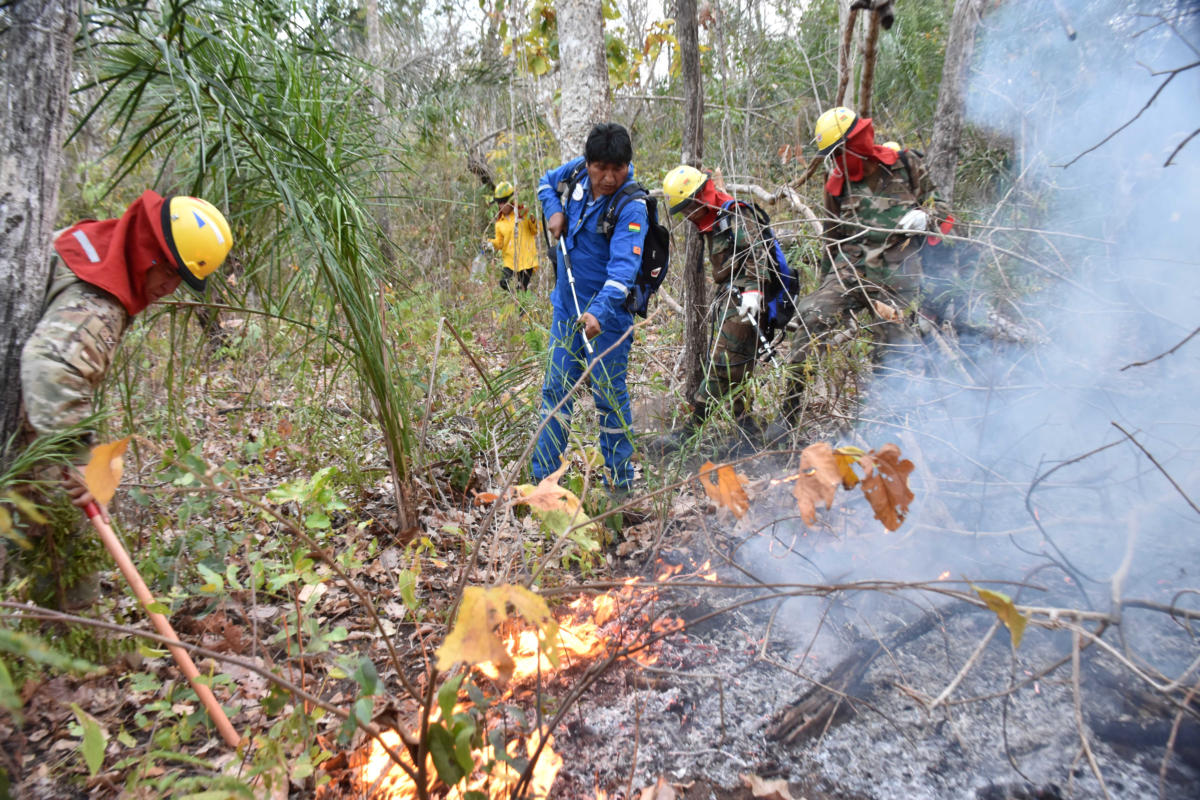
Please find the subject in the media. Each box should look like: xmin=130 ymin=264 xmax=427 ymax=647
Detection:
xmin=532 ymin=122 xmax=648 ymax=491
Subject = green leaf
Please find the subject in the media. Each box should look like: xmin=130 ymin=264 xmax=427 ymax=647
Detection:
xmin=427 ymin=723 xmax=464 ymax=785
xmin=196 ymin=563 xmax=225 ymax=594
xmin=305 ymin=511 xmax=331 ymax=530
xmin=0 ymin=659 xmax=21 ymax=719
xmin=528 ymin=55 xmax=548 ymax=76
xmin=353 ymin=658 xmax=379 ymax=696
xmin=437 ymin=674 xmax=463 ymax=721
xmin=398 ymin=569 xmax=419 ymax=610
xmin=453 ymin=721 xmax=475 ymax=773
xmin=145 ymin=601 xmax=171 ymax=615
xmin=70 ymin=703 xmax=107 ymax=776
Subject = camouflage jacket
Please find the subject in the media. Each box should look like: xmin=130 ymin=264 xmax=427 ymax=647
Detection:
xmin=706 ymin=202 xmax=777 ymax=298
xmin=823 ymin=150 xmax=944 ymax=278
xmin=20 ymin=255 xmax=129 ymax=445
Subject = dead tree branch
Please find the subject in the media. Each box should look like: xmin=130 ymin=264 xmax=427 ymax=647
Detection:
xmin=1058 ymin=60 xmax=1199 ymax=168
xmin=1111 ymin=421 xmax=1200 ymax=516
xmin=1121 ymin=323 xmax=1199 ymax=370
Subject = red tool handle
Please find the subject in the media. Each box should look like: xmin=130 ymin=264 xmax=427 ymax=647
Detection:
xmin=85 ymin=503 xmax=242 ymax=748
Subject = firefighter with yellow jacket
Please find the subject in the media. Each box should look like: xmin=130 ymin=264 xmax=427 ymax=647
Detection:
xmin=486 ymin=181 xmax=540 ymax=292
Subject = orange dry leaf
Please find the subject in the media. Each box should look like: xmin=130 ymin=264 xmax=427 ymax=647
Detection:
xmin=639 ymin=776 xmax=677 ymax=800
xmin=873 ymin=299 xmax=901 ymax=322
xmin=473 ymin=492 xmax=500 ymax=506
xmin=858 ymin=443 xmax=915 ymax=531
xmin=741 ymin=773 xmax=798 ymax=800
xmin=698 ymin=461 xmax=749 ymax=518
xmin=512 ymin=460 xmax=578 ymax=514
xmin=83 ymin=438 xmax=130 ymax=506
xmin=792 ymin=443 xmax=840 ymax=525
xmin=833 ymin=445 xmax=864 ymax=489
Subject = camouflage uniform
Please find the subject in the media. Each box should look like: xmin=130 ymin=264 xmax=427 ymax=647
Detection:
xmin=21 ymin=255 xmax=130 ymax=445
xmin=696 ymin=203 xmax=779 ymax=419
xmin=785 ymin=151 xmax=942 ymax=418
xmin=9 ymin=254 xmax=129 ymax=607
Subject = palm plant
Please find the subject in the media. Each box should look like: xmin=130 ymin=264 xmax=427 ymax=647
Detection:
xmin=76 ymin=0 xmax=419 ymax=524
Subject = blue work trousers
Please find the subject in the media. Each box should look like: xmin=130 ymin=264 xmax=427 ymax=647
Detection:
xmin=531 ymin=311 xmax=635 ymax=489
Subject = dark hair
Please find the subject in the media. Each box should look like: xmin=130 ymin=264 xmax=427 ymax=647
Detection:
xmin=584 ymin=123 xmax=633 ymax=165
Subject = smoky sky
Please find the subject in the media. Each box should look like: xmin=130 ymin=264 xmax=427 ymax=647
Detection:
xmin=744 ymin=0 xmax=1199 ymax=649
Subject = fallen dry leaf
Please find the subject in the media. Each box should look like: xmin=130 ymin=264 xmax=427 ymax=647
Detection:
xmin=698 ymin=461 xmax=749 ymax=518
xmin=873 ymin=298 xmax=901 ymax=322
xmin=512 ymin=459 xmax=578 ymax=514
xmin=83 ymin=437 xmax=130 ymax=506
xmin=741 ymin=773 xmax=797 ymax=800
xmin=859 ymin=443 xmax=915 ymax=531
xmin=639 ymin=776 xmax=677 ymax=800
xmin=473 ymin=492 xmax=500 ymax=506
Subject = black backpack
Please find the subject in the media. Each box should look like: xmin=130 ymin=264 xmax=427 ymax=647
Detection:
xmin=719 ymin=199 xmax=799 ymax=336
xmin=558 ymin=165 xmax=671 ymax=318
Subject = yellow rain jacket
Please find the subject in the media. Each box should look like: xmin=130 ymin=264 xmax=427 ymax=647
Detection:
xmin=490 ymin=206 xmax=540 ymax=273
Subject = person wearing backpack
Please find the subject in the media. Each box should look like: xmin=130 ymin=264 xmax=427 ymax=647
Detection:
xmin=780 ymin=107 xmax=949 ymax=438
xmin=531 ymin=123 xmax=648 ymax=493
xmin=486 ymin=181 xmax=540 ymax=292
xmin=654 ymin=165 xmax=797 ymax=456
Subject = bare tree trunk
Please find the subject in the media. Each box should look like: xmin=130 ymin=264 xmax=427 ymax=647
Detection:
xmin=929 ymin=0 xmax=986 ymax=204
xmin=0 ymin=0 xmax=77 ymax=462
xmin=555 ymin=0 xmax=610 ymax=160
xmin=858 ymin=6 xmax=883 ymax=117
xmin=676 ymin=0 xmax=707 ymax=403
xmin=835 ymin=2 xmax=861 ymax=108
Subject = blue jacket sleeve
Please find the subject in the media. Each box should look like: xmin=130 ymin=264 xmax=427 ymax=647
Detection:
xmin=538 ymin=157 xmax=585 ymax=220
xmin=586 ymin=192 xmax=649 ymax=332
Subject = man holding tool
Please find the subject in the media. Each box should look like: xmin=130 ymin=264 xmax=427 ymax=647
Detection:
xmin=13 ymin=190 xmax=232 ymax=609
xmin=531 ymin=123 xmax=647 ymax=492
xmin=653 ymin=165 xmax=797 ymax=456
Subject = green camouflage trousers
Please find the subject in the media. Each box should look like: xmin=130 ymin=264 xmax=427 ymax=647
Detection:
xmin=694 ymin=292 xmax=761 ymax=420
xmin=783 ymin=251 xmax=924 ymax=420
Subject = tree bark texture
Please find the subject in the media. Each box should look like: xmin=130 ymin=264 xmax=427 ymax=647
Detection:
xmin=555 ymin=0 xmax=610 ymax=161
xmin=0 ymin=0 xmax=77 ymax=461
xmin=676 ymin=0 xmax=708 ymax=403
xmin=929 ymin=0 xmax=986 ymax=205
xmin=857 ymin=6 xmax=883 ymax=117
xmin=835 ymin=3 xmax=860 ymax=108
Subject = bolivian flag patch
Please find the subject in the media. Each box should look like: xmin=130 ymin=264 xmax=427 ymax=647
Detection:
xmin=627 ymin=222 xmax=642 ymax=233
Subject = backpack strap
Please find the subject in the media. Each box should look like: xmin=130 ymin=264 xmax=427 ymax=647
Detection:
xmin=598 ymin=182 xmax=647 ymax=239
xmin=555 ymin=161 xmax=588 ymax=208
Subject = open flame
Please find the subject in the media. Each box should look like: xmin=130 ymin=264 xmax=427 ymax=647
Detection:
xmin=330 ymin=571 xmax=691 ymax=798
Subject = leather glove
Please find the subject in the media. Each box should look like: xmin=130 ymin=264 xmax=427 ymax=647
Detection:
xmin=897 ymin=208 xmax=929 ymax=232
xmin=737 ymin=290 xmax=762 ymax=324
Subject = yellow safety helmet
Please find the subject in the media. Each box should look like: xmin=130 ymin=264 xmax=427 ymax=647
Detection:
xmin=164 ymin=196 xmax=232 ymax=291
xmin=662 ymin=165 xmax=708 ymax=214
xmin=882 ymin=141 xmax=901 ymax=152
xmin=493 ymin=181 xmax=515 ymax=202
xmin=814 ymin=107 xmax=859 ymax=155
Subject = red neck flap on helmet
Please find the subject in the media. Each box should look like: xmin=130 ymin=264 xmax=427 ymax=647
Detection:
xmin=691 ymin=180 xmax=733 ymax=234
xmin=53 ymin=190 xmax=178 ymax=316
xmin=824 ymin=117 xmax=899 ymax=197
